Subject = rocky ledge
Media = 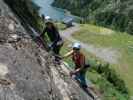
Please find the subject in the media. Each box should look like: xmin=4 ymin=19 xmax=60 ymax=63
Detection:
xmin=0 ymin=0 xmax=93 ymax=100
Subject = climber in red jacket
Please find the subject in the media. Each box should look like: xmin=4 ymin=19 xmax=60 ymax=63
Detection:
xmin=63 ymin=42 xmax=100 ymax=99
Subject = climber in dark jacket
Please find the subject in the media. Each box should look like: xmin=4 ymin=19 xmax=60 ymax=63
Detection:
xmin=40 ymin=20 xmax=63 ymax=55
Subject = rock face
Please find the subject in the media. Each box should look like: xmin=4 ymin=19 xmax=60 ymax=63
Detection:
xmin=0 ymin=0 xmax=92 ymax=100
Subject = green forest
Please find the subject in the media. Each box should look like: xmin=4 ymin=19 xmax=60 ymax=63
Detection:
xmin=53 ymin=0 xmax=133 ymax=34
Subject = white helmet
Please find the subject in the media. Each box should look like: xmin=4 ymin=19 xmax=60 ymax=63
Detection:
xmin=45 ymin=16 xmax=53 ymax=24
xmin=72 ymin=42 xmax=81 ymax=50
xmin=45 ymin=16 xmax=51 ymax=20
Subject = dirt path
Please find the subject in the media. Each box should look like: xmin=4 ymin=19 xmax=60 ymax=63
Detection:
xmin=61 ymin=23 xmax=80 ymax=38
xmin=60 ymin=25 xmax=119 ymax=64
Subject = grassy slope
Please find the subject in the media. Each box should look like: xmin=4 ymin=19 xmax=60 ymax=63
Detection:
xmin=72 ymin=24 xmax=133 ymax=95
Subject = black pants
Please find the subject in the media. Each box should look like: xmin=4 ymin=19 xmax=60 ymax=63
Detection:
xmin=53 ymin=44 xmax=62 ymax=55
xmin=52 ymin=40 xmax=63 ymax=55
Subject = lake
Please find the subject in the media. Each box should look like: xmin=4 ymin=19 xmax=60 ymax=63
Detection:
xmin=32 ymin=0 xmax=75 ymax=21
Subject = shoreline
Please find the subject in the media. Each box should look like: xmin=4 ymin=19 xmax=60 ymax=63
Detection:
xmin=52 ymin=6 xmax=81 ymax=22
xmin=51 ymin=3 xmax=81 ymax=22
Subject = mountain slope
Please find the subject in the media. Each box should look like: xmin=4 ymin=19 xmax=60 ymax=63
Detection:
xmin=53 ymin=0 xmax=133 ymax=34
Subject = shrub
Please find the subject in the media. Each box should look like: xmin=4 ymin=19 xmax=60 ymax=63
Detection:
xmin=4 ymin=0 xmax=42 ymax=32
xmin=91 ymin=61 xmax=129 ymax=96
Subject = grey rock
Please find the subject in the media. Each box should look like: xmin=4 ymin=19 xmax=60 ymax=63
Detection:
xmin=0 ymin=0 xmax=93 ymax=100
xmin=0 ymin=9 xmax=1 ymax=16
